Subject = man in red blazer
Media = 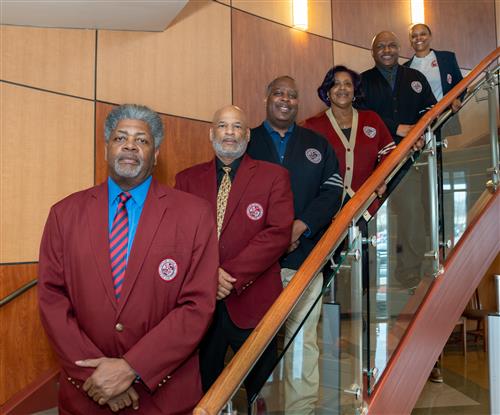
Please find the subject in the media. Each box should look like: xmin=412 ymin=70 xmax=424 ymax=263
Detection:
xmin=175 ymin=105 xmax=294 ymax=411
xmin=38 ymin=104 xmax=219 ymax=414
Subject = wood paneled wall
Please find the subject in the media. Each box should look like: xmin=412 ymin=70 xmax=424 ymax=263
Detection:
xmin=425 ymin=0 xmax=497 ymax=69
xmin=0 ymin=265 xmax=58 ymax=405
xmin=1 ymin=0 xmax=498 ymax=406
xmin=232 ymin=8 xmax=332 ymax=127
xmin=0 ymin=84 xmax=94 ymax=263
xmin=232 ymin=0 xmax=332 ymax=38
xmin=96 ymin=1 xmax=232 ymax=122
xmin=0 ymin=26 xmax=95 ymax=98
xmin=332 ymin=0 xmax=413 ymax=56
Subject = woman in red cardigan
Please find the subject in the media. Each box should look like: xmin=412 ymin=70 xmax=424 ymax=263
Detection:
xmin=304 ymin=65 xmax=396 ymax=220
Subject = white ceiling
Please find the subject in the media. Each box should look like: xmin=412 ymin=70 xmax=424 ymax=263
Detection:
xmin=0 ymin=0 xmax=189 ymax=32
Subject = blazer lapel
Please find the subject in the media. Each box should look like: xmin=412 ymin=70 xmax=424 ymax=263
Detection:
xmin=87 ymin=182 xmax=118 ymax=310
xmin=220 ymin=155 xmax=256 ymax=237
xmin=258 ymin=124 xmax=281 ymax=164
xmin=201 ymin=159 xmax=218 ymax=215
xmin=116 ymin=179 xmax=168 ymax=315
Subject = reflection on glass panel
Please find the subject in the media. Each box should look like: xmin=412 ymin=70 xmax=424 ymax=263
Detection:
xmin=441 ymin=86 xmax=492 ymax=258
xmin=239 ymin=243 xmax=364 ymax=415
xmin=366 ymin=151 xmax=435 ymax=392
xmin=453 ymin=192 xmax=467 ymax=244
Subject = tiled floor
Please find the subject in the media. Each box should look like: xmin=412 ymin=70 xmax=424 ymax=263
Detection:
xmin=412 ymin=345 xmax=490 ymax=415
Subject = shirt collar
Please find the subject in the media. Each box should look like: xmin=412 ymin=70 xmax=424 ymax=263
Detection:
xmin=216 ymin=156 xmax=243 ymax=172
xmin=108 ymin=175 xmax=152 ymax=207
xmin=376 ymin=64 xmax=398 ymax=77
xmin=263 ymin=120 xmax=295 ymax=137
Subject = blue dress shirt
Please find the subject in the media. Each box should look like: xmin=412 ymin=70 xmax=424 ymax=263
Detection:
xmin=263 ymin=120 xmax=311 ymax=237
xmin=263 ymin=120 xmax=295 ymax=164
xmin=108 ymin=176 xmax=152 ymax=260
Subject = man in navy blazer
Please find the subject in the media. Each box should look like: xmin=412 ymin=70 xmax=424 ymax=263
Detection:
xmin=175 ymin=105 xmax=294 ymax=410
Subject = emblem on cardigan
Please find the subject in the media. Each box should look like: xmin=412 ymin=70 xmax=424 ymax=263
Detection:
xmin=363 ymin=126 xmax=377 ymax=138
xmin=411 ymin=81 xmax=422 ymax=93
xmin=447 ymin=74 xmax=452 ymax=84
xmin=431 ymin=59 xmax=438 ymax=67
xmin=247 ymin=203 xmax=264 ymax=221
xmin=305 ymin=148 xmax=322 ymax=164
xmin=158 ymin=259 xmax=178 ymax=281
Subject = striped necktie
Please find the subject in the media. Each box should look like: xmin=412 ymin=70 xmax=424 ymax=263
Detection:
xmin=216 ymin=167 xmax=231 ymax=238
xmin=110 ymin=192 xmax=132 ymax=299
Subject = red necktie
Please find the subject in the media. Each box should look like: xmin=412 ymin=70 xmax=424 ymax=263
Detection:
xmin=110 ymin=192 xmax=132 ymax=299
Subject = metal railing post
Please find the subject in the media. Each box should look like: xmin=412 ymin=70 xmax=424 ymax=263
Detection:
xmin=425 ymin=127 xmax=440 ymax=274
xmin=486 ymin=69 xmax=499 ymax=191
xmin=342 ymin=224 xmax=366 ymax=413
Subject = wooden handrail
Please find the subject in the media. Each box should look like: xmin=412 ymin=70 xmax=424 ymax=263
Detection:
xmin=193 ymin=46 xmax=500 ymax=415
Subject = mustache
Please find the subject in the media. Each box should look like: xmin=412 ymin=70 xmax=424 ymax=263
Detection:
xmin=116 ymin=154 xmax=141 ymax=163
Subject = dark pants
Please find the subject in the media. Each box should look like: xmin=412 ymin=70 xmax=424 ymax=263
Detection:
xmin=199 ymin=301 xmax=277 ymax=405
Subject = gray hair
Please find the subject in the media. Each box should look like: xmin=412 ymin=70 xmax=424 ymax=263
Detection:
xmin=104 ymin=104 xmax=164 ymax=148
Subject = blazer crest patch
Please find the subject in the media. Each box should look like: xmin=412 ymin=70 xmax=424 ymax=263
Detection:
xmin=158 ymin=258 xmax=178 ymax=281
xmin=246 ymin=203 xmax=264 ymax=221
xmin=411 ymin=81 xmax=422 ymax=93
xmin=363 ymin=126 xmax=377 ymax=138
xmin=447 ymin=74 xmax=452 ymax=84
xmin=305 ymin=148 xmax=322 ymax=164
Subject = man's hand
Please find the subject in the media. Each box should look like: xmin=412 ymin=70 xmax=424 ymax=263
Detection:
xmin=451 ymin=98 xmax=461 ymax=113
xmin=107 ymin=386 xmax=140 ymax=412
xmin=412 ymin=136 xmax=425 ymax=152
xmin=287 ymin=220 xmax=307 ymax=253
xmin=216 ymin=268 xmax=236 ymax=300
xmin=396 ymin=124 xmax=414 ymax=137
xmin=287 ymin=240 xmax=300 ymax=253
xmin=76 ymin=357 xmax=136 ymax=405
xmin=375 ymin=182 xmax=387 ymax=198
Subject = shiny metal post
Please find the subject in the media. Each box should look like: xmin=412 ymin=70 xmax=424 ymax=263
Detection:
xmin=425 ymin=126 xmax=440 ymax=274
xmin=343 ymin=224 xmax=364 ymax=409
xmin=486 ymin=69 xmax=499 ymax=191
xmin=222 ymin=400 xmax=237 ymax=415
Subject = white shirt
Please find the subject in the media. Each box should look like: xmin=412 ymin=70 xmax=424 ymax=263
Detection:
xmin=410 ymin=50 xmax=443 ymax=101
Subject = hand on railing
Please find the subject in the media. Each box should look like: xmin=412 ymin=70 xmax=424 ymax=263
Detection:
xmin=412 ymin=136 xmax=425 ymax=152
xmin=375 ymin=182 xmax=387 ymax=198
xmin=396 ymin=124 xmax=414 ymax=138
xmin=451 ymin=98 xmax=462 ymax=113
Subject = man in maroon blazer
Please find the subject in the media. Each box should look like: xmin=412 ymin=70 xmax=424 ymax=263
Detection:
xmin=175 ymin=105 xmax=294 ymax=410
xmin=38 ymin=104 xmax=219 ymax=414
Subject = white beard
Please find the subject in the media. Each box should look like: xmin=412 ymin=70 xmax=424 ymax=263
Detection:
xmin=212 ymin=140 xmax=247 ymax=160
xmin=113 ymin=157 xmax=143 ymax=178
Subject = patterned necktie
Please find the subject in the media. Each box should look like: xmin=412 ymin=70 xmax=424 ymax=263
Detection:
xmin=216 ymin=167 xmax=232 ymax=238
xmin=109 ymin=192 xmax=132 ymax=299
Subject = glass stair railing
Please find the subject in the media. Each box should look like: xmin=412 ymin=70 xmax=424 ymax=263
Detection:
xmin=194 ymin=47 xmax=499 ymax=415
